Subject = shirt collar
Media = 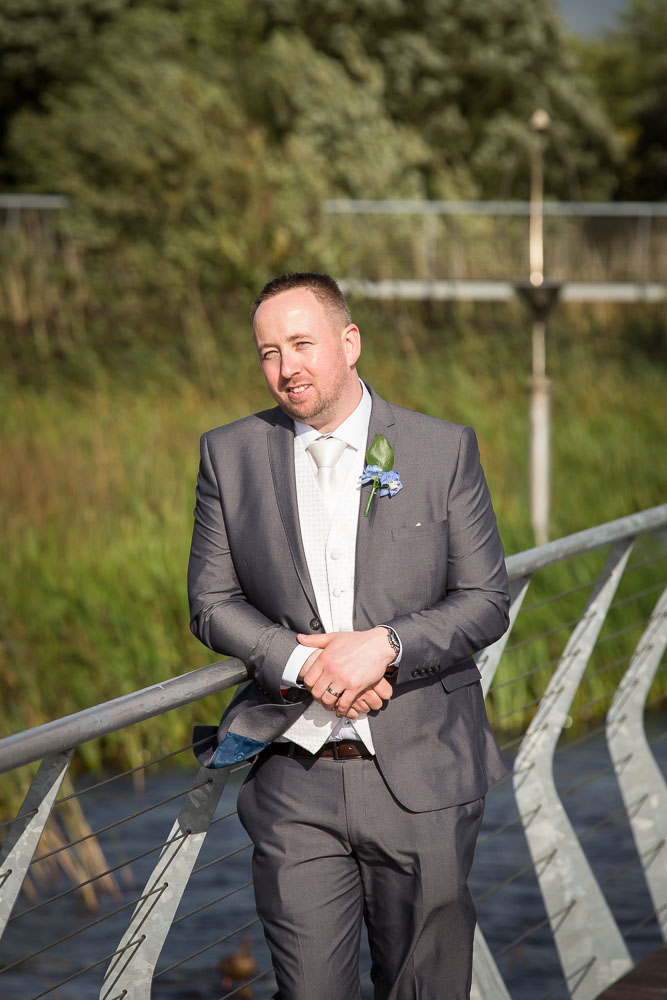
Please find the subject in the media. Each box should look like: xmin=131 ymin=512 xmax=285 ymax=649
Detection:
xmin=293 ymin=380 xmax=371 ymax=452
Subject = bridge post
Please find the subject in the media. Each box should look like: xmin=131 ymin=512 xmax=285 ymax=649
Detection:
xmin=606 ymin=586 xmax=667 ymax=940
xmin=99 ymin=766 xmax=230 ymax=1000
xmin=0 ymin=749 xmax=74 ymax=938
xmin=513 ymin=540 xmax=635 ymax=998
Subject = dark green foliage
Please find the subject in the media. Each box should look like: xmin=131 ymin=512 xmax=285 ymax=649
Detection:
xmin=0 ymin=0 xmax=138 ymax=169
xmin=2 ymin=0 xmax=438 ymax=359
xmin=574 ymin=0 xmax=667 ymax=200
xmin=255 ymin=0 xmax=619 ymax=198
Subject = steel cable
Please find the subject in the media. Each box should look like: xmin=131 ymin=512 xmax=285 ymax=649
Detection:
xmin=32 ymin=777 xmax=213 ymax=865
xmin=473 ymin=851 xmax=556 ymax=904
xmin=10 ymin=828 xmax=189 ymax=922
xmin=52 ymin=738 xmax=215 ymax=806
xmin=0 ymin=882 xmax=166 ymax=973
xmin=626 ymin=904 xmax=666 ymax=938
xmin=491 ymin=640 xmax=661 ymax=733
xmin=24 ymin=934 xmax=146 ymax=1000
xmin=516 ymin=553 xmax=665 ymax=619
xmin=153 ymin=917 xmax=260 ymax=979
xmin=218 ymin=967 xmax=274 ymax=999
xmin=518 ymin=577 xmax=598 ymax=614
xmin=0 ymin=808 xmax=38 ymax=832
xmin=491 ymin=905 xmax=568 ymax=959
xmin=171 ymin=880 xmax=253 ymax=927
xmin=533 ymin=973 xmax=575 ymax=1000
xmin=598 ymin=853 xmax=644 ymax=888
xmin=191 ymin=842 xmax=252 ymax=876
xmin=52 ymin=744 xmax=248 ymax=809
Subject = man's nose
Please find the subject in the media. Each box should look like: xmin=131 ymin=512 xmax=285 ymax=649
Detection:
xmin=280 ymin=351 xmax=300 ymax=379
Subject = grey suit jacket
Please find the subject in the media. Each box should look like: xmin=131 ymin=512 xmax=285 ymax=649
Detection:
xmin=187 ymin=385 xmax=510 ymax=812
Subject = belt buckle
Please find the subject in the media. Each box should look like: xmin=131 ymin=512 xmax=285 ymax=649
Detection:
xmin=332 ymin=741 xmax=359 ymax=760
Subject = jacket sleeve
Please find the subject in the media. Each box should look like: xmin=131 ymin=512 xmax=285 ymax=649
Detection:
xmin=387 ymin=425 xmax=510 ymax=686
xmin=187 ymin=432 xmax=300 ymax=702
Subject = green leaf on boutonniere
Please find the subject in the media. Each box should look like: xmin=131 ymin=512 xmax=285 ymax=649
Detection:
xmin=365 ymin=433 xmax=394 ymax=471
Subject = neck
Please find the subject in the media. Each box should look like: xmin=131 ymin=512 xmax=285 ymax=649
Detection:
xmin=311 ymin=378 xmax=363 ymax=434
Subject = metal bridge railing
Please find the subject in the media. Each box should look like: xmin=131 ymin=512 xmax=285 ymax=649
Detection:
xmin=323 ymin=199 xmax=667 ymax=302
xmin=1 ymin=504 xmax=666 ymax=999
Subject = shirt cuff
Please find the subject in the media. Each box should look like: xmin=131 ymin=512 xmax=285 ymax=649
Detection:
xmin=282 ymin=643 xmax=314 ymax=688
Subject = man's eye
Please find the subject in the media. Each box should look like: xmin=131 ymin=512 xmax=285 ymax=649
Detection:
xmin=261 ymin=350 xmax=278 ymax=361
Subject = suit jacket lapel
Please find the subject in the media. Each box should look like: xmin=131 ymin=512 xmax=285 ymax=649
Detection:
xmin=267 ymin=409 xmax=320 ymax=618
xmin=354 ymin=386 xmax=396 ymax=603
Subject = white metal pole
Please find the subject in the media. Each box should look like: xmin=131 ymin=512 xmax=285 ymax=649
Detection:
xmin=528 ymin=109 xmax=551 ymax=545
xmin=530 ymin=320 xmax=551 ymax=546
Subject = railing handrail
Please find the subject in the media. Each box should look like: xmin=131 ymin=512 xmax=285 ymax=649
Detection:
xmin=0 ymin=659 xmax=247 ymax=776
xmin=0 ymin=194 xmax=69 ymax=210
xmin=504 ymin=504 xmax=667 ymax=579
xmin=1 ymin=503 xmax=665 ymax=776
xmin=323 ymin=198 xmax=667 ymax=217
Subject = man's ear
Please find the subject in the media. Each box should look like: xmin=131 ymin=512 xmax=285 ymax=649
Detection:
xmin=342 ymin=323 xmax=361 ymax=367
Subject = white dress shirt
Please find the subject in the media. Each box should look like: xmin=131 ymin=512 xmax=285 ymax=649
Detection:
xmin=281 ymin=382 xmax=399 ymax=748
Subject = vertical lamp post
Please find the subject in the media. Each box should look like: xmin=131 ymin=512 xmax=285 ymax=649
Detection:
xmin=516 ymin=109 xmax=561 ymax=546
xmin=529 ymin=109 xmax=551 ymax=547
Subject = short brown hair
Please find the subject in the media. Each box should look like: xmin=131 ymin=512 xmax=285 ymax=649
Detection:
xmin=250 ymin=272 xmax=351 ymax=328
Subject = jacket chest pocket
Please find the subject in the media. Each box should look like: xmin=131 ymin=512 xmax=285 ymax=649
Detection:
xmin=391 ymin=518 xmax=447 ymax=543
xmin=389 ymin=519 xmax=448 ymax=603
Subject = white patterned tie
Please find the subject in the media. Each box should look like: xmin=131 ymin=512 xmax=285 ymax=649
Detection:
xmin=308 ymin=437 xmax=347 ymax=498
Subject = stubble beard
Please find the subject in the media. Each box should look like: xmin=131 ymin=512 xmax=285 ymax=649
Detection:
xmin=279 ymin=368 xmax=351 ymax=428
xmin=279 ymin=386 xmax=329 ymax=425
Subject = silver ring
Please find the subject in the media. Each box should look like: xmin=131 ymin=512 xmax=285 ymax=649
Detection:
xmin=326 ymin=686 xmax=342 ymax=698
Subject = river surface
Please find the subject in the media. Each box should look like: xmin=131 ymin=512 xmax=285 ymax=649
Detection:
xmin=1 ymin=715 xmax=665 ymax=1000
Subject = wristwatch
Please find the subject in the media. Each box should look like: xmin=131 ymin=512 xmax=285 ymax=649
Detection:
xmin=379 ymin=625 xmax=400 ymax=670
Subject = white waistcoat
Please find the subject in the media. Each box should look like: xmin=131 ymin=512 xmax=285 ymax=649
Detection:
xmin=284 ymin=437 xmax=374 ymax=752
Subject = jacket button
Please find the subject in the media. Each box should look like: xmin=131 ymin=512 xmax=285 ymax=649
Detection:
xmin=310 ymin=617 xmax=322 ymax=630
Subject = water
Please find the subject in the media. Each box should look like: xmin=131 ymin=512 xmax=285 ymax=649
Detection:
xmin=1 ymin=716 xmax=665 ymax=1000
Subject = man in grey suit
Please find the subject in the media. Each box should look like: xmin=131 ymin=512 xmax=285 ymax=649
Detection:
xmin=188 ymin=272 xmax=510 ymax=999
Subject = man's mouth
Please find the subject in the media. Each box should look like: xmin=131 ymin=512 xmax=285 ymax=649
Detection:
xmin=287 ymin=384 xmax=310 ymax=396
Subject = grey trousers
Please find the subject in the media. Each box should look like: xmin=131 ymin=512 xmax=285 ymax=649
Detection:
xmin=236 ymin=750 xmax=484 ymax=1000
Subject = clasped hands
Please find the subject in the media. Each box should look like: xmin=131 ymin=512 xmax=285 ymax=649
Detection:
xmin=296 ymin=627 xmax=395 ymax=720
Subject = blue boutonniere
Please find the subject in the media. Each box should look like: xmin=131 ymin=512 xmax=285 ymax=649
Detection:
xmin=360 ymin=433 xmax=403 ymax=516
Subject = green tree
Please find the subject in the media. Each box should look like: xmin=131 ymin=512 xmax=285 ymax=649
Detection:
xmin=576 ymin=0 xmax=667 ymax=199
xmin=4 ymin=0 xmax=433 ymax=376
xmin=6 ymin=2 xmax=433 ymax=285
xmin=0 ymin=0 xmax=140 ymax=173
xmin=1 ymin=0 xmax=624 ymax=381
xmin=255 ymin=0 xmax=619 ymax=198
xmin=5 ymin=7 xmax=303 ymax=320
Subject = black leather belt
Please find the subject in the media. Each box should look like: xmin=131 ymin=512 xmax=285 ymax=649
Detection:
xmin=267 ymin=740 xmax=371 ymax=760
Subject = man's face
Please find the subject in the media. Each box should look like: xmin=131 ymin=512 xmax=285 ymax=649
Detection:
xmin=253 ymin=288 xmax=361 ymax=432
